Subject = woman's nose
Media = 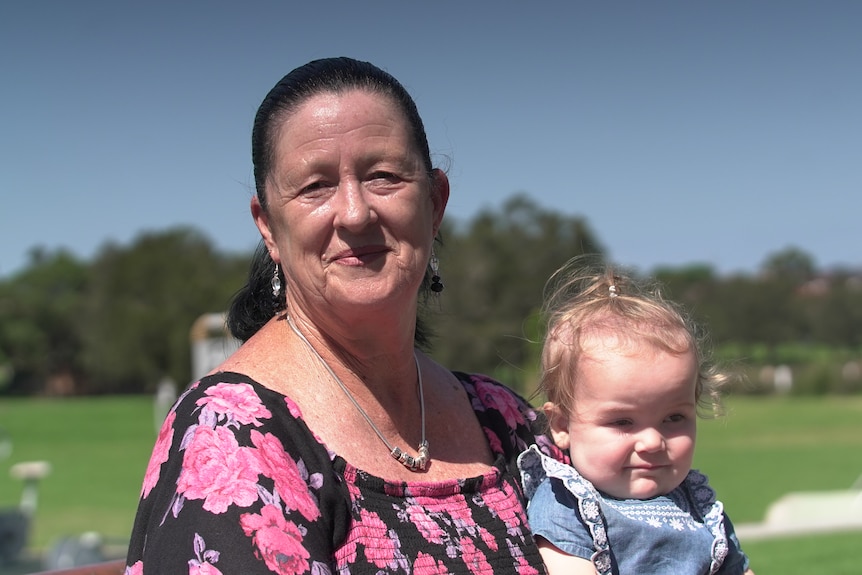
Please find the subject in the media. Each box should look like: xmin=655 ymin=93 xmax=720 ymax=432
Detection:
xmin=333 ymin=179 xmax=376 ymax=231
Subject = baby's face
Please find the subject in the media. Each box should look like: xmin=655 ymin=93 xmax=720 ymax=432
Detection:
xmin=547 ymin=334 xmax=698 ymax=499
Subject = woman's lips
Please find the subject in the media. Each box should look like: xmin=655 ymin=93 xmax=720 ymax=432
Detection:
xmin=330 ymin=246 xmax=387 ymax=265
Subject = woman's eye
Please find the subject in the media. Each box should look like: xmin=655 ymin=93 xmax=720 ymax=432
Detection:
xmin=369 ymin=171 xmax=399 ymax=183
xmin=364 ymin=172 xmax=402 ymax=194
xmin=299 ymin=180 xmax=332 ymax=196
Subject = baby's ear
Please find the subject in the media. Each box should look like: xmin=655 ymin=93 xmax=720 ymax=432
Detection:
xmin=544 ymin=402 xmax=571 ymax=450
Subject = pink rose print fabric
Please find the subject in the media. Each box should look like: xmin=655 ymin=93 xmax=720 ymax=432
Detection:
xmin=125 ymin=371 xmax=565 ymax=574
xmin=141 ymin=410 xmax=175 ymax=499
xmin=241 ymin=504 xmax=310 ymax=574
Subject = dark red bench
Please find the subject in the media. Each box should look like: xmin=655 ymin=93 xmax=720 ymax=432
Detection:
xmin=26 ymin=559 xmax=126 ymax=575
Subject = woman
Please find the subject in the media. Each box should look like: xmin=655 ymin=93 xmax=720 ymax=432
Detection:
xmin=125 ymin=57 xmax=564 ymax=574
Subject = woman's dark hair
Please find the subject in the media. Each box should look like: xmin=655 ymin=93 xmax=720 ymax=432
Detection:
xmin=227 ymin=57 xmax=438 ymax=345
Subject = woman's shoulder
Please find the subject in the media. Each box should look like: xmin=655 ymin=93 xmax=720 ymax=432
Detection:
xmin=177 ymin=371 xmax=293 ymax=407
xmin=452 ymin=371 xmax=566 ymax=464
xmin=452 ymin=371 xmax=531 ymax=409
xmin=167 ymin=371 xmax=312 ymax=442
xmin=156 ymin=371 xmax=335 ymax=489
xmin=452 ymin=371 xmax=536 ymax=427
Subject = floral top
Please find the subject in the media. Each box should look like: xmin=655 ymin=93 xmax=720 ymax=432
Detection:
xmin=125 ymin=371 xmax=565 ymax=575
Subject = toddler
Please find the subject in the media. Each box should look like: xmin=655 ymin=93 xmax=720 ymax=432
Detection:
xmin=518 ymin=258 xmax=754 ymax=575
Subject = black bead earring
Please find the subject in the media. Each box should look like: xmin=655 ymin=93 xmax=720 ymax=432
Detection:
xmin=430 ymin=252 xmax=444 ymax=293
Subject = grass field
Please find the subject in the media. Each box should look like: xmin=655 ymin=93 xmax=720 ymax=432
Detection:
xmin=0 ymin=396 xmax=156 ymax=553
xmin=1 ymin=393 xmax=861 ymax=573
xmin=694 ymin=394 xmax=862 ymax=524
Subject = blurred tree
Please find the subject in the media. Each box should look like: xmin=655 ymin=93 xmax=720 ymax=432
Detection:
xmin=429 ymin=194 xmax=605 ymax=394
xmin=761 ymin=246 xmax=816 ymax=285
xmin=81 ymin=227 xmax=249 ymax=393
xmin=653 ymin=264 xmax=720 ymax=333
xmin=0 ymin=249 xmax=88 ymax=394
xmin=2 ymin=203 xmax=859 ymax=397
xmin=802 ymin=271 xmax=862 ymax=347
xmin=710 ymin=275 xmax=801 ymax=351
xmin=654 ymin=263 xmax=717 ymax=302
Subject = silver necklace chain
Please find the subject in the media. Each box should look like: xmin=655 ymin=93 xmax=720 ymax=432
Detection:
xmin=286 ymin=314 xmax=430 ymax=472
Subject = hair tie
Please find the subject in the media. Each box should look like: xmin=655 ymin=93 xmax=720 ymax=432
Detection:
xmin=609 ymin=285 xmax=619 ymax=298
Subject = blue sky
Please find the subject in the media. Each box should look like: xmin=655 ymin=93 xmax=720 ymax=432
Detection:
xmin=2 ymin=1 xmax=860 ymax=278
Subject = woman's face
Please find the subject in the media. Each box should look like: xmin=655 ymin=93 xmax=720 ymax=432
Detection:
xmin=253 ymin=89 xmax=448 ymax=322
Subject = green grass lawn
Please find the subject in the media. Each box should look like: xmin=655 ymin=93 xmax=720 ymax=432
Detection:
xmin=695 ymin=394 xmax=862 ymax=575
xmin=0 ymin=396 xmax=156 ymax=552
xmin=695 ymin=394 xmax=862 ymax=524
xmin=742 ymin=530 xmax=862 ymax=575
xmin=1 ymin=393 xmax=861 ymax=573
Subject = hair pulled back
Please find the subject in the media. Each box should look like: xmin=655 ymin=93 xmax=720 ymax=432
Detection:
xmin=228 ymin=57 xmax=437 ymax=343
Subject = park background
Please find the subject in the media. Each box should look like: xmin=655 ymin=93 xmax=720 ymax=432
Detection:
xmin=2 ymin=2 xmax=861 ymax=574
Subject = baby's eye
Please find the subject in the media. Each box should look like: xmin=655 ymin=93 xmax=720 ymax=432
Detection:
xmin=665 ymin=413 xmax=686 ymax=423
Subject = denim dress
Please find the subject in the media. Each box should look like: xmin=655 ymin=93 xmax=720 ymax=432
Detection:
xmin=517 ymin=445 xmax=750 ymax=575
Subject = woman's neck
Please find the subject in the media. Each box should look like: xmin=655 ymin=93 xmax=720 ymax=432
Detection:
xmin=280 ymin=308 xmax=418 ymax=397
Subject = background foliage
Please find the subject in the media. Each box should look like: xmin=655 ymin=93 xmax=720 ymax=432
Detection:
xmin=1 ymin=193 xmax=860 ymax=397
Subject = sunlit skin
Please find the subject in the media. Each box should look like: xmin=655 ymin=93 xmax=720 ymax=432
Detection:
xmin=251 ymin=90 xmax=448 ymax=336
xmin=547 ymin=331 xmax=698 ymax=500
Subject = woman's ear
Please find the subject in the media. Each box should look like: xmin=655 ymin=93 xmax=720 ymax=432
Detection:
xmin=429 ymin=168 xmax=450 ymax=236
xmin=251 ymin=196 xmax=279 ymax=263
xmin=544 ymin=401 xmax=571 ymax=450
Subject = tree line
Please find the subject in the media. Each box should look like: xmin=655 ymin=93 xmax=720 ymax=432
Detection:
xmin=1 ymin=194 xmax=860 ymax=397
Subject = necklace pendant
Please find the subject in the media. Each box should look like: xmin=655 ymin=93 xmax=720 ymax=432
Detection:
xmin=390 ymin=443 xmax=430 ymax=472
xmin=416 ymin=440 xmax=430 ymax=471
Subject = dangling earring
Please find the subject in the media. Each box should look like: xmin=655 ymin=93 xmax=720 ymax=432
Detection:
xmin=271 ymin=263 xmax=282 ymax=298
xmin=430 ymin=251 xmax=444 ymax=293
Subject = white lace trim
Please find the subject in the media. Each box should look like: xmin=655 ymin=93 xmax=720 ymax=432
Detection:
xmin=518 ymin=445 xmax=729 ymax=575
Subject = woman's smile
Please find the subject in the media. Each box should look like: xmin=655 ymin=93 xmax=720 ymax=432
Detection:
xmin=328 ymin=244 xmax=390 ymax=266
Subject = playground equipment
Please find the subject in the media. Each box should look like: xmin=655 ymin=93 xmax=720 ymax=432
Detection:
xmin=190 ymin=312 xmax=241 ymax=382
xmin=0 ymin=458 xmax=51 ymax=565
xmin=0 ymin=432 xmax=123 ymax=573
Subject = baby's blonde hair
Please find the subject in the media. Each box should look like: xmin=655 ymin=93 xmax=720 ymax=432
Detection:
xmin=540 ymin=255 xmax=729 ymax=419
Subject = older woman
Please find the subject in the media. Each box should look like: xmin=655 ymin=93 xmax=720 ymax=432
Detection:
xmin=125 ymin=57 xmax=564 ymax=574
